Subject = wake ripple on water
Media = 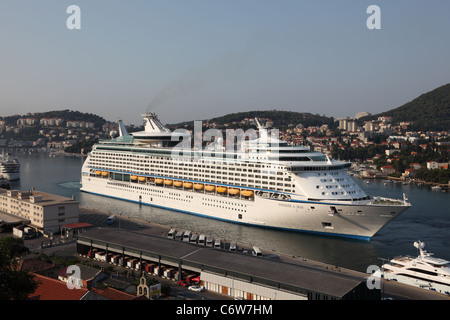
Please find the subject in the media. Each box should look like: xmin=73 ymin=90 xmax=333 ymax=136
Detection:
xmin=58 ymin=182 xmax=82 ymax=189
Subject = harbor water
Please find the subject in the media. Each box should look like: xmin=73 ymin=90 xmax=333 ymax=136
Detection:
xmin=9 ymin=151 xmax=450 ymax=273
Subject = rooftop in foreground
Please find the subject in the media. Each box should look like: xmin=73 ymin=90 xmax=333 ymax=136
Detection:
xmin=77 ymin=227 xmax=374 ymax=300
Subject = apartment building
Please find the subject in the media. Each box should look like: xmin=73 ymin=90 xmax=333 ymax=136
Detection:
xmin=0 ymin=188 xmax=79 ymax=233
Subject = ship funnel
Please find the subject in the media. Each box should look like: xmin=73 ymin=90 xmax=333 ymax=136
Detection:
xmin=118 ymin=119 xmax=129 ymax=137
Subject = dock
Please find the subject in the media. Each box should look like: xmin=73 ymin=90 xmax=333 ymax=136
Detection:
xmin=75 ymin=206 xmax=449 ymax=300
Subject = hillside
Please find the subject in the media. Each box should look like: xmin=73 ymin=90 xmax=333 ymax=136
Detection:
xmin=168 ymin=110 xmax=336 ymax=130
xmin=363 ymin=83 xmax=450 ymax=131
xmin=1 ymin=109 xmax=107 ymax=128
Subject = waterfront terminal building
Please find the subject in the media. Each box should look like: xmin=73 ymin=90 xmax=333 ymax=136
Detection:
xmin=77 ymin=227 xmax=379 ymax=300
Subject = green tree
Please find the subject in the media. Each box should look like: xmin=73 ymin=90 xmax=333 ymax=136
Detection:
xmin=0 ymin=237 xmax=39 ymax=300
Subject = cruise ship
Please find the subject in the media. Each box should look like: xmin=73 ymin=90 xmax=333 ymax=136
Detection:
xmin=80 ymin=113 xmax=411 ymax=240
xmin=0 ymin=153 xmax=20 ymax=181
xmin=382 ymin=241 xmax=450 ymax=295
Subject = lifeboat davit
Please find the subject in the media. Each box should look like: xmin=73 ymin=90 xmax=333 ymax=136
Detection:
xmin=241 ymin=190 xmax=254 ymax=197
xmin=194 ymin=183 xmax=204 ymax=190
xmin=229 ymin=188 xmax=240 ymax=195
xmin=205 ymin=185 xmax=215 ymax=192
xmin=183 ymin=182 xmax=193 ymax=189
xmin=216 ymin=186 xmax=227 ymax=193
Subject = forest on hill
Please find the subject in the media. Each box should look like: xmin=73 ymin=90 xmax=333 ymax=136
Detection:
xmin=361 ymin=83 xmax=450 ymax=131
xmin=169 ymin=110 xmax=337 ymax=130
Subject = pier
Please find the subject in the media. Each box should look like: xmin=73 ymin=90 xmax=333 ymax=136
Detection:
xmin=73 ymin=207 xmax=449 ymax=300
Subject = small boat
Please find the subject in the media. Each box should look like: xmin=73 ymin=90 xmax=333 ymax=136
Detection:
xmin=431 ymin=185 xmax=442 ymax=191
xmin=164 ymin=179 xmax=173 ymax=186
xmin=183 ymin=182 xmax=193 ymax=189
xmin=205 ymin=185 xmax=215 ymax=192
xmin=194 ymin=183 xmax=204 ymax=190
xmin=174 ymin=180 xmax=183 ymax=187
xmin=138 ymin=176 xmax=146 ymax=182
xmin=131 ymin=175 xmax=138 ymax=181
xmin=241 ymin=190 xmax=254 ymax=197
xmin=229 ymin=188 xmax=240 ymax=195
xmin=216 ymin=186 xmax=227 ymax=193
xmin=155 ymin=178 xmax=163 ymax=184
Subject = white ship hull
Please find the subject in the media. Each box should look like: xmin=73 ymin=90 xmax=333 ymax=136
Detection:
xmin=383 ymin=272 xmax=450 ymax=295
xmin=81 ymin=175 xmax=408 ymax=240
xmin=2 ymin=172 xmax=20 ymax=181
xmin=382 ymin=241 xmax=450 ymax=296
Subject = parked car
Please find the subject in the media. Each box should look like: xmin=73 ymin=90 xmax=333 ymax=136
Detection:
xmin=188 ymin=285 xmax=205 ymax=292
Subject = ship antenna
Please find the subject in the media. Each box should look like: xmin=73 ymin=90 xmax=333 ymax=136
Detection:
xmin=402 ymin=193 xmax=408 ymax=205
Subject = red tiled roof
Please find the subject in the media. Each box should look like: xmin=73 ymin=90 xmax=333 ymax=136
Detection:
xmin=29 ymin=273 xmax=88 ymax=300
xmin=91 ymin=287 xmax=136 ymax=300
xmin=15 ymin=258 xmax=56 ymax=273
xmin=62 ymin=222 xmax=93 ymax=229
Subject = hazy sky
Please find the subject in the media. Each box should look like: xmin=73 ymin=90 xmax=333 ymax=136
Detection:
xmin=0 ymin=1 xmax=449 ymax=126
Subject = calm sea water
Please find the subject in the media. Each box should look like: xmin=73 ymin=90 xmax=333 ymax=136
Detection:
xmin=9 ymin=151 xmax=450 ymax=272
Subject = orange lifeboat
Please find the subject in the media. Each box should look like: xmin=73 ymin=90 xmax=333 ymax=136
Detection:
xmin=155 ymin=178 xmax=163 ymax=184
xmin=138 ymin=176 xmax=146 ymax=182
xmin=241 ymin=190 xmax=254 ymax=197
xmin=164 ymin=179 xmax=173 ymax=186
xmin=174 ymin=180 xmax=182 ymax=187
xmin=194 ymin=183 xmax=204 ymax=190
xmin=131 ymin=175 xmax=138 ymax=181
xmin=229 ymin=188 xmax=240 ymax=195
xmin=216 ymin=186 xmax=227 ymax=193
xmin=102 ymin=171 xmax=108 ymax=177
xmin=95 ymin=170 xmax=101 ymax=176
xmin=205 ymin=185 xmax=215 ymax=192
xmin=183 ymin=182 xmax=193 ymax=189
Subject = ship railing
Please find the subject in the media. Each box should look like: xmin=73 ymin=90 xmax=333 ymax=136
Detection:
xmin=367 ymin=196 xmax=408 ymax=206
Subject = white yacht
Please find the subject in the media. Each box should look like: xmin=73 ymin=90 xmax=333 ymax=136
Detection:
xmin=80 ymin=113 xmax=411 ymax=240
xmin=382 ymin=241 xmax=450 ymax=295
xmin=0 ymin=153 xmax=20 ymax=181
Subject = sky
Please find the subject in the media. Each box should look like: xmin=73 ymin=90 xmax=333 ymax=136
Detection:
xmin=0 ymin=0 xmax=449 ymax=126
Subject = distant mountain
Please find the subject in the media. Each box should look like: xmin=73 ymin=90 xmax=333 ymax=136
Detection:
xmin=362 ymin=83 xmax=450 ymax=131
xmin=168 ymin=110 xmax=336 ymax=130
